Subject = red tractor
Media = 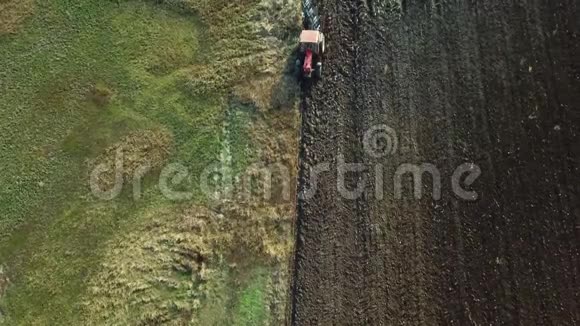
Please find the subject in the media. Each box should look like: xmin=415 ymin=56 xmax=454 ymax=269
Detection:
xmin=296 ymin=30 xmax=325 ymax=79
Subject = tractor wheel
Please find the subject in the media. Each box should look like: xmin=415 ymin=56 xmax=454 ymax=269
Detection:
xmin=321 ymin=35 xmax=326 ymax=54
xmin=295 ymin=59 xmax=302 ymax=79
xmin=315 ymin=63 xmax=322 ymax=79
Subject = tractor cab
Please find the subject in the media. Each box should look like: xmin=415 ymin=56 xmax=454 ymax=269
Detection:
xmin=299 ymin=30 xmax=324 ymax=54
xmin=297 ymin=30 xmax=325 ymax=79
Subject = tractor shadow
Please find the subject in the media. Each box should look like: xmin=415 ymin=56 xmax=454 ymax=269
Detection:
xmin=269 ymin=46 xmax=316 ymax=111
xmin=269 ymin=47 xmax=301 ymax=111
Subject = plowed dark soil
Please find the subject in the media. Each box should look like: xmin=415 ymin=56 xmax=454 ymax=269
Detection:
xmin=291 ymin=0 xmax=580 ymax=324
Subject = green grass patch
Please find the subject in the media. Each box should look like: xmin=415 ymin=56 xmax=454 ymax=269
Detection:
xmin=234 ymin=270 xmax=270 ymax=326
xmin=0 ymin=0 xmax=299 ymax=323
xmin=0 ymin=0 xmax=259 ymax=324
xmin=195 ymin=267 xmax=271 ymax=326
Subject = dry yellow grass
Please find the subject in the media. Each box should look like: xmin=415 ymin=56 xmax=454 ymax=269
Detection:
xmin=83 ymin=198 xmax=294 ymax=324
xmin=179 ymin=0 xmax=300 ymax=96
xmin=0 ymin=0 xmax=34 ymax=35
xmin=234 ymin=74 xmax=300 ymax=112
xmin=88 ymin=128 xmax=173 ymax=190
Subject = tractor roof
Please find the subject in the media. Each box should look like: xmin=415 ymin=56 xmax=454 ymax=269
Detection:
xmin=300 ymin=30 xmax=321 ymax=44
